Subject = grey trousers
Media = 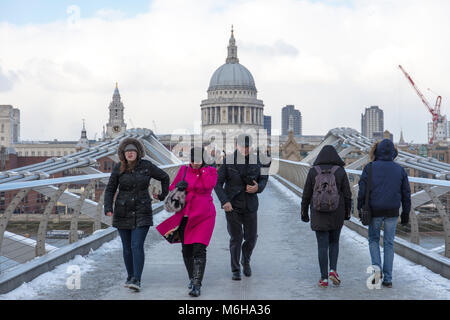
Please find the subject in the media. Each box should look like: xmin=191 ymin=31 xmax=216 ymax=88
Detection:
xmin=225 ymin=209 xmax=258 ymax=272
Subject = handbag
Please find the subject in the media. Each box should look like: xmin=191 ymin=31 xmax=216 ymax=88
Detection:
xmin=164 ymin=166 xmax=188 ymax=213
xmin=163 ymin=225 xmax=181 ymax=243
xmin=162 ymin=166 xmax=188 ymax=243
xmin=360 ymin=162 xmax=373 ymax=226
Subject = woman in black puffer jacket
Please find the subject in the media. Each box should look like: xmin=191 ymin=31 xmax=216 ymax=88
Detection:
xmin=301 ymin=145 xmax=352 ymax=288
xmin=104 ymin=137 xmax=170 ymax=292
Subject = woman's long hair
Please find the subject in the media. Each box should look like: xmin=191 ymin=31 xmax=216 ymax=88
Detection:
xmin=120 ymin=158 xmax=137 ymax=174
xmin=368 ymin=141 xmax=380 ymax=162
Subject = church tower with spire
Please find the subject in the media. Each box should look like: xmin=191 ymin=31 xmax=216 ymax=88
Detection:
xmin=76 ymin=119 xmax=90 ymax=150
xmin=399 ymin=129 xmax=407 ymax=146
xmin=105 ymin=82 xmax=127 ymax=140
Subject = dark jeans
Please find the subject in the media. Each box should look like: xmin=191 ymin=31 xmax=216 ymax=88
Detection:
xmin=315 ymin=228 xmax=342 ymax=280
xmin=117 ymin=226 xmax=150 ymax=282
xmin=225 ymin=209 xmax=258 ymax=272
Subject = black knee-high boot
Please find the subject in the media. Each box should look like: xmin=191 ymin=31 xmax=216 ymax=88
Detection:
xmin=183 ymin=255 xmax=194 ymax=289
xmin=189 ymin=257 xmax=206 ymax=297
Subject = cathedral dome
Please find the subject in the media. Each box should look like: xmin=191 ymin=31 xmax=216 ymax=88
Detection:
xmin=207 ymin=26 xmax=256 ymax=92
xmin=208 ymin=63 xmax=256 ymax=91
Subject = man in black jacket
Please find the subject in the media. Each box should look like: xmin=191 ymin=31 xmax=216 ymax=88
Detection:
xmin=214 ymin=134 xmax=269 ymax=280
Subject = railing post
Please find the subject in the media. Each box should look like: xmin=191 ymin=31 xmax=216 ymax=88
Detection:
xmin=94 ymin=191 xmax=105 ymax=232
xmin=348 ymin=173 xmax=361 ymax=218
xmin=0 ymin=189 xmax=30 ymax=258
xmin=350 ymin=184 xmax=359 ymax=218
xmin=409 ymin=209 xmax=420 ymax=245
xmin=36 ymin=184 xmax=68 ymax=257
xmin=425 ymin=186 xmax=450 ymax=257
xmin=70 ymin=180 xmax=96 ymax=244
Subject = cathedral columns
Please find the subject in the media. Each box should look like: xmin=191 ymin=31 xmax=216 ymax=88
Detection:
xmin=238 ymin=107 xmax=241 ymax=124
xmin=232 ymin=107 xmax=235 ymax=124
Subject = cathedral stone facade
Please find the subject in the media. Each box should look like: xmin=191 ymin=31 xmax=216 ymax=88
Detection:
xmin=200 ymin=27 xmax=264 ymax=151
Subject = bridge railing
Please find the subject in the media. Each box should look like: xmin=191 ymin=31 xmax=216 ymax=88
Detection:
xmin=0 ymin=163 xmax=184 ymax=277
xmin=272 ymin=158 xmax=450 ymax=259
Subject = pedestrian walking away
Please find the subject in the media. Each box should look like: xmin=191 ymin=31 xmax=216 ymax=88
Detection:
xmin=357 ymin=139 xmax=411 ymax=288
xmin=301 ymin=145 xmax=352 ymax=288
xmin=214 ymin=134 xmax=269 ymax=280
xmin=104 ymin=137 xmax=170 ymax=292
xmin=156 ymin=147 xmax=218 ymax=297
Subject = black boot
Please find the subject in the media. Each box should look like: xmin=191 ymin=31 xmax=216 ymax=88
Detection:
xmin=243 ymin=263 xmax=252 ymax=277
xmin=189 ymin=257 xmax=206 ymax=297
xmin=183 ymin=255 xmax=194 ymax=289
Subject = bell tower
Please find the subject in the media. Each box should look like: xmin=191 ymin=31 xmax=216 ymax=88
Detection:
xmin=105 ymin=82 xmax=127 ymax=139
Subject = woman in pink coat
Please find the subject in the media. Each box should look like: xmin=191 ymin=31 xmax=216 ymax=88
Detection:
xmin=156 ymin=147 xmax=217 ymax=297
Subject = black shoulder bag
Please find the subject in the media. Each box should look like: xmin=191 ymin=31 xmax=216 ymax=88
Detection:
xmin=360 ymin=162 xmax=372 ymax=226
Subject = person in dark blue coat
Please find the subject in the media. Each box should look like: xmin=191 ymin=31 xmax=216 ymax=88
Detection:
xmin=357 ymin=139 xmax=411 ymax=288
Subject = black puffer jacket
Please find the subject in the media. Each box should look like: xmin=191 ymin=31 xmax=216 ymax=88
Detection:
xmin=104 ymin=138 xmax=170 ymax=229
xmin=301 ymin=145 xmax=352 ymax=231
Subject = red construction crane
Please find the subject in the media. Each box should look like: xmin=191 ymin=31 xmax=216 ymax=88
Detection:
xmin=398 ymin=65 xmax=443 ymax=144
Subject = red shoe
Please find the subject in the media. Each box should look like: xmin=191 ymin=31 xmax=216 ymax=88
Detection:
xmin=318 ymin=279 xmax=328 ymax=288
xmin=329 ymin=270 xmax=341 ymax=286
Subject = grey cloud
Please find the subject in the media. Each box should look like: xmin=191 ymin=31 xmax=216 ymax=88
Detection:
xmin=62 ymin=61 xmax=92 ymax=79
xmin=0 ymin=66 xmax=18 ymax=92
xmin=240 ymin=39 xmax=299 ymax=57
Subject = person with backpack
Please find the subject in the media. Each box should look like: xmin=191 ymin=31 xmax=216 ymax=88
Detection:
xmin=301 ymin=145 xmax=352 ymax=288
xmin=357 ymin=139 xmax=411 ymax=288
xmin=104 ymin=138 xmax=170 ymax=292
xmin=156 ymin=147 xmax=217 ymax=297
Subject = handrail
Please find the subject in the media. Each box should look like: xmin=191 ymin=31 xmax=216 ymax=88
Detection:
xmin=0 ymin=162 xmax=185 ymax=278
xmin=0 ymin=163 xmax=186 ymax=192
xmin=274 ymin=158 xmax=450 ymax=187
xmin=273 ymin=157 xmax=450 ymax=259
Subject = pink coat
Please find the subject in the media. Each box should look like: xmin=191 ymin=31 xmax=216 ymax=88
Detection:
xmin=156 ymin=165 xmax=217 ymax=246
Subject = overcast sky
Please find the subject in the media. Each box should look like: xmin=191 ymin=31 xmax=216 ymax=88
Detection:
xmin=0 ymin=0 xmax=449 ymax=143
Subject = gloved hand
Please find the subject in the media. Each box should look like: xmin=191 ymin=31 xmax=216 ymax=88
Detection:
xmin=301 ymin=212 xmax=310 ymax=223
xmin=176 ymin=181 xmax=188 ymax=191
xmin=400 ymin=212 xmax=409 ymax=225
xmin=241 ymin=174 xmax=254 ymax=186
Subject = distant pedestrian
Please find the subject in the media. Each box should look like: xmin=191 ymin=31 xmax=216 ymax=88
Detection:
xmin=156 ymin=147 xmax=217 ymax=297
xmin=357 ymin=139 xmax=411 ymax=288
xmin=214 ymin=134 xmax=269 ymax=280
xmin=104 ymin=138 xmax=170 ymax=292
xmin=301 ymin=145 xmax=352 ymax=288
